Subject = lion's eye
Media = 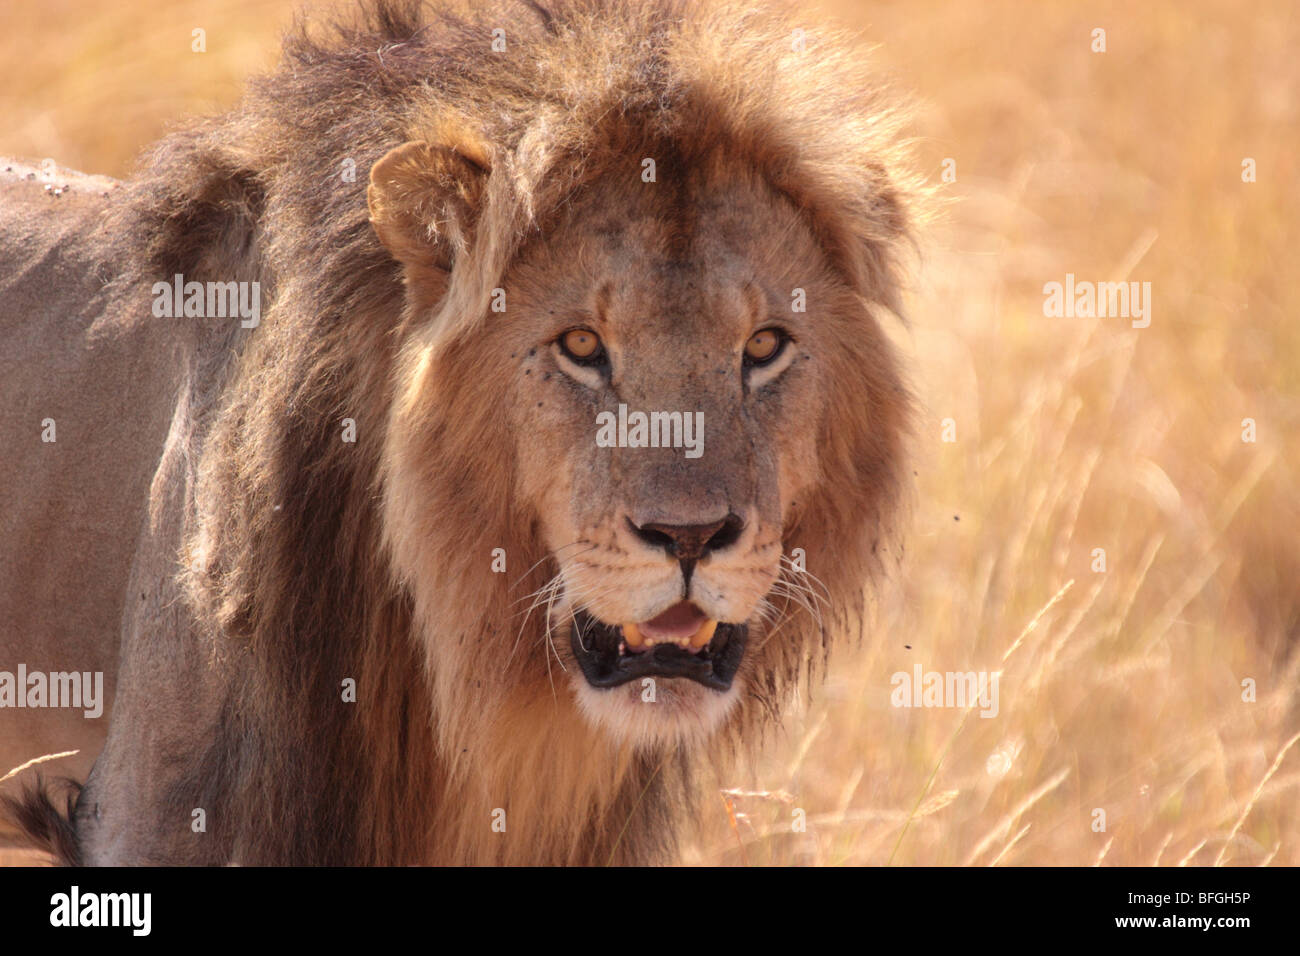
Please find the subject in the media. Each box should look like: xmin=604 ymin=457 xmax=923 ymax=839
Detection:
xmin=744 ymin=328 xmax=786 ymax=365
xmin=559 ymin=328 xmax=605 ymax=363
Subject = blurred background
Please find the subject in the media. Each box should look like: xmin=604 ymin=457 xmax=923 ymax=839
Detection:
xmin=1 ymin=0 xmax=1296 ymax=865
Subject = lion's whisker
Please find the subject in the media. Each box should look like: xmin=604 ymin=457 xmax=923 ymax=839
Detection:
xmin=508 ymin=541 xmax=595 ymax=595
xmin=506 ymin=570 xmax=567 ymax=672
xmin=779 ymin=554 xmax=834 ymax=603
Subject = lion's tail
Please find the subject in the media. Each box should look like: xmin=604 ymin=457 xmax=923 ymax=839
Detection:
xmin=0 ymin=776 xmax=83 ymax=866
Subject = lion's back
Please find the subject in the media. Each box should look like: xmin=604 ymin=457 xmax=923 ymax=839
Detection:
xmin=0 ymin=160 xmax=183 ymax=816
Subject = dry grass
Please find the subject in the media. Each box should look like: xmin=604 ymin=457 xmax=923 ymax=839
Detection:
xmin=1 ymin=0 xmax=1295 ymax=865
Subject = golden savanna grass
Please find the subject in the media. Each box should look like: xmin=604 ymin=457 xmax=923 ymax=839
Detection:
xmin=1 ymin=0 xmax=1296 ymax=865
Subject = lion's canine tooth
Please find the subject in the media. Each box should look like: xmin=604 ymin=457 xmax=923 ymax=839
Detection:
xmin=621 ymin=622 xmax=645 ymax=648
xmin=691 ymin=619 xmax=719 ymax=649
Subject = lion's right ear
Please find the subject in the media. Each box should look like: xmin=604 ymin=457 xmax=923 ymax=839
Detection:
xmin=367 ymin=140 xmax=489 ymax=272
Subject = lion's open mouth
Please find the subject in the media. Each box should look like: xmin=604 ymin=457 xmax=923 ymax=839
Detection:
xmin=570 ymin=601 xmax=747 ymax=691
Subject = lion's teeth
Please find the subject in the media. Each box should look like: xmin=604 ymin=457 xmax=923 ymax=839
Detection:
xmin=690 ymin=619 xmax=719 ymax=648
xmin=621 ymin=618 xmax=718 ymax=653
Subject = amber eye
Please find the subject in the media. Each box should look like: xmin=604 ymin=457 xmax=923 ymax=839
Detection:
xmin=558 ymin=327 xmax=604 ymax=363
xmin=744 ymin=328 xmax=786 ymax=365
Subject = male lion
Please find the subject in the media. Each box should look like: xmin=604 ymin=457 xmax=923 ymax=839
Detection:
xmin=0 ymin=0 xmax=916 ymax=865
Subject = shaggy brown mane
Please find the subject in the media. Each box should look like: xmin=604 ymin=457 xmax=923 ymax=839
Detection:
xmin=5 ymin=0 xmax=919 ymax=865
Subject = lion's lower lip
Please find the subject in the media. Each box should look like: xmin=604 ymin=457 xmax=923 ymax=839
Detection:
xmin=571 ymin=611 xmax=745 ymax=691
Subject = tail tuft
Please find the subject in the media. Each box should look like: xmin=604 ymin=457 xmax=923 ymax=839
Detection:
xmin=0 ymin=775 xmax=83 ymax=866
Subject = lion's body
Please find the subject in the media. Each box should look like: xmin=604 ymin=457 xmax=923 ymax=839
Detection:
xmin=0 ymin=163 xmax=165 ymax=810
xmin=0 ymin=159 xmax=245 ymax=860
xmin=0 ymin=0 xmax=916 ymax=865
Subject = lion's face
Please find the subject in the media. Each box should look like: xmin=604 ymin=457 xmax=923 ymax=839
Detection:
xmin=485 ymin=171 xmax=855 ymax=748
xmin=374 ymin=133 xmax=907 ymax=755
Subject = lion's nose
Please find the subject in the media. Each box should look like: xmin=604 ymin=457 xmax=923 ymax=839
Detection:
xmin=629 ymin=514 xmax=745 ymax=563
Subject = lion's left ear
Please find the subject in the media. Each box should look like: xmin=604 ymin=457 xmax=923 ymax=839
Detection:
xmin=367 ymin=139 xmax=489 ymax=272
